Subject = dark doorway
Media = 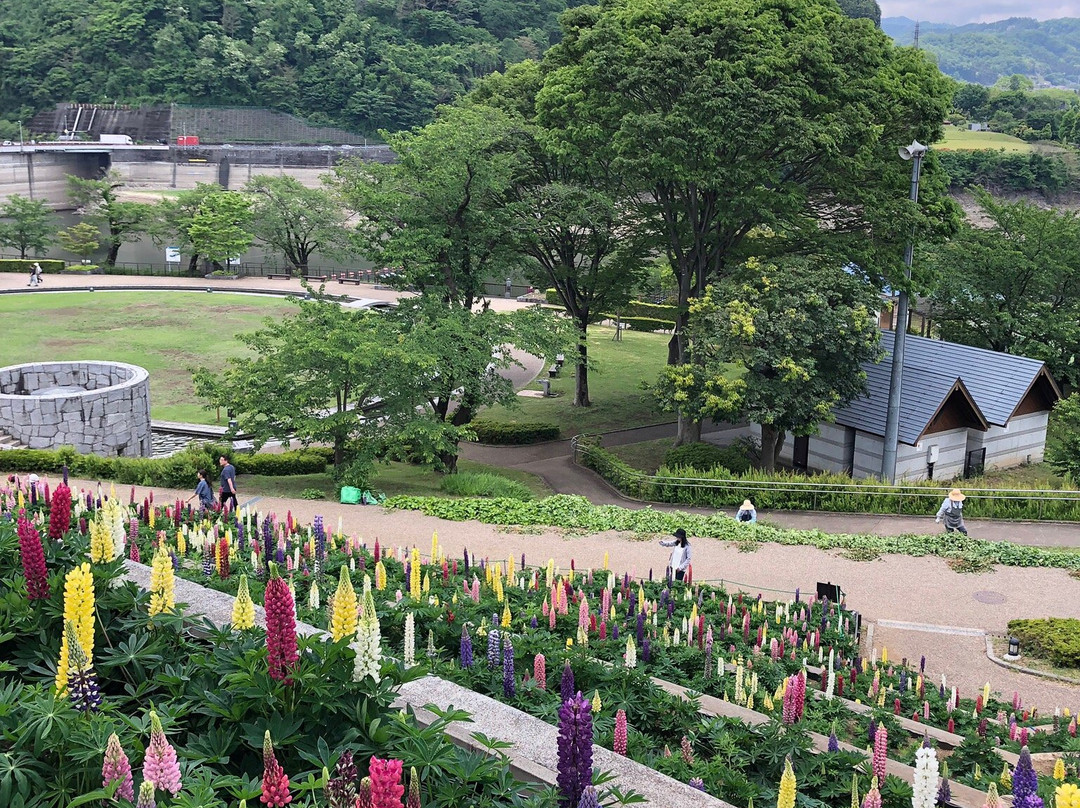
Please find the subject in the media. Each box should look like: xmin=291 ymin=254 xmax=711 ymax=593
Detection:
xmin=793 ymin=435 xmax=809 ymax=471
xmin=964 ymin=447 xmax=986 ymax=478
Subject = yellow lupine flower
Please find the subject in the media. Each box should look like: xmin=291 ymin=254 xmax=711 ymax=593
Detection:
xmin=777 ymin=757 xmax=796 ymax=808
xmin=882 ymin=647 xmax=888 ymax=666
xmin=56 ymin=562 xmax=95 ymax=694
xmin=1055 ymin=783 xmax=1080 ymax=808
xmin=148 ymin=547 xmax=175 ymax=617
xmin=591 ymin=691 xmax=602 ymax=713
xmin=89 ymin=516 xmax=114 ymax=563
xmin=422 ymin=573 xmax=430 ymax=593
xmin=409 ymin=548 xmax=421 ymax=600
xmin=331 ymin=566 xmax=359 ymax=641
xmin=232 ymin=575 xmax=256 ymax=630
xmin=375 ymin=560 xmax=387 ymax=590
xmin=501 ymin=603 xmax=511 ymax=628
xmin=1053 ymin=758 xmax=1066 ymax=781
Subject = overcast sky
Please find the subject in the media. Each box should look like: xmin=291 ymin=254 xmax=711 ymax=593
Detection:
xmin=879 ymin=0 xmax=1080 ymax=25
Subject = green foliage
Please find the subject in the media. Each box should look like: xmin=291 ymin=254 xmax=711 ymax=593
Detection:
xmin=1007 ymin=618 xmax=1080 ymax=668
xmin=663 ymin=442 xmax=752 ymax=475
xmin=246 ymin=175 xmax=352 ymax=272
xmin=0 ymin=259 xmax=64 ymax=273
xmin=54 ymin=222 xmax=100 ymax=262
xmin=66 ymin=172 xmax=152 ymax=266
xmin=606 ymin=316 xmax=675 ymax=332
xmin=439 ymin=471 xmax=534 ymax=500
xmin=469 ymin=419 xmax=561 ymax=444
xmin=184 ymin=190 xmax=254 ymax=271
xmin=0 ymin=444 xmax=331 ymax=486
xmin=937 ymin=151 xmax=1078 ymax=195
xmin=1046 ymin=394 xmax=1080 ymax=479
xmin=0 ymin=195 xmax=55 ymax=259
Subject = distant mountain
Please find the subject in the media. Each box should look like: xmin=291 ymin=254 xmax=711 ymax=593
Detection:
xmin=882 ymin=16 xmax=1080 ymax=87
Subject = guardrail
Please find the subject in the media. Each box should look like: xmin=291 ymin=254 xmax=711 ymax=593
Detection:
xmin=569 ymin=434 xmax=1080 ymax=520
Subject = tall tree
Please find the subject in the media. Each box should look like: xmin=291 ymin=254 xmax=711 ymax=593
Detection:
xmin=537 ymin=0 xmax=954 ymax=444
xmin=152 ymin=183 xmax=224 ymax=275
xmin=246 ymin=174 xmax=352 ymax=275
xmin=66 ymin=171 xmax=152 ymax=266
xmin=467 ymin=62 xmax=647 ymax=407
xmin=187 ymin=190 xmax=254 ymax=272
xmin=927 ymin=189 xmax=1080 ymax=391
xmin=655 ymin=257 xmax=882 ymax=470
xmin=0 ymin=194 xmax=54 ymax=258
xmin=55 ymin=221 xmax=100 ymax=263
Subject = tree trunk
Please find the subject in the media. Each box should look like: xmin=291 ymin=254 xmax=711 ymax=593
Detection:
xmin=187 ymin=254 xmax=200 ymax=276
xmin=333 ymin=437 xmax=346 ymax=472
xmin=106 ymin=240 xmax=121 ymax=267
xmin=759 ymin=423 xmax=780 ymax=472
xmin=19 ymin=246 xmax=27 ymax=259
xmin=773 ymin=429 xmax=786 ymax=469
xmin=439 ymin=451 xmax=459 ymax=473
xmin=574 ymin=323 xmax=590 ymax=407
xmin=676 ymin=412 xmax=702 ymax=446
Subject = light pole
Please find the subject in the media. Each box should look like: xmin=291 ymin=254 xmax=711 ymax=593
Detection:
xmin=880 ymin=139 xmax=927 ymax=483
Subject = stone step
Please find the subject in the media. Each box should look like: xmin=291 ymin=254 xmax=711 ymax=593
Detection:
xmin=0 ymin=429 xmax=27 ymax=450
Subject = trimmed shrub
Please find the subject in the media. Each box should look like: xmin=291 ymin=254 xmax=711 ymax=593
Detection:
xmin=0 ymin=259 xmax=65 ymax=274
xmin=664 ymin=441 xmax=753 ymax=475
xmin=1007 ymin=618 xmax=1080 ymax=668
xmin=440 ymin=471 xmax=533 ymax=501
xmin=470 ymin=419 xmax=561 ymax=445
xmin=604 ymin=315 xmax=675 ymax=332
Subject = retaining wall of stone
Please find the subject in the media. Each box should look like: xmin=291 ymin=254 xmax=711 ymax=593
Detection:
xmin=0 ymin=361 xmax=151 ymax=456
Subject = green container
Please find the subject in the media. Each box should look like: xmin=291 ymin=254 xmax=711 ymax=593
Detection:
xmin=339 ymin=486 xmax=362 ymax=504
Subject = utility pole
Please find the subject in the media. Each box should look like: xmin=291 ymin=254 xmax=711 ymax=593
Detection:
xmin=880 ymin=140 xmax=927 ymax=483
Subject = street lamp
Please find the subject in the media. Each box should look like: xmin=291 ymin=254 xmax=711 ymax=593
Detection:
xmin=880 ymin=140 xmax=927 ymax=483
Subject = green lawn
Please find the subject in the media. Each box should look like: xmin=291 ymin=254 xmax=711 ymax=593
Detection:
xmin=938 ymin=125 xmax=1032 ymax=153
xmin=482 ymin=325 xmax=671 ymax=435
xmin=244 ymin=459 xmax=553 ymax=500
xmin=0 ymin=291 xmax=297 ymax=424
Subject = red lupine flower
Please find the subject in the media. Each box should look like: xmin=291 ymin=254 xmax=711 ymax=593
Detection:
xmin=369 ymin=758 xmax=404 ymax=808
xmin=265 ymin=564 xmax=299 ymax=683
xmin=17 ymin=510 xmax=49 ymax=600
xmin=48 ymin=484 xmax=72 ymax=540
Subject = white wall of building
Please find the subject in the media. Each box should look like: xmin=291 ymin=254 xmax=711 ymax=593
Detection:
xmin=970 ymin=411 xmax=1050 ymax=469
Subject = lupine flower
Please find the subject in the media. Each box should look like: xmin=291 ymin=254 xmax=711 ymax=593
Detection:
xmin=912 ymin=745 xmax=939 ymax=808
xmin=403 ymin=612 xmax=416 ymax=666
xmin=406 ymin=766 xmax=420 ymax=808
xmin=487 ymin=628 xmax=501 ymax=670
xmin=352 ymin=580 xmax=382 ymax=683
xmin=982 ymin=783 xmax=1001 ymax=808
xmin=560 ymin=661 xmax=575 ymax=704
xmin=358 ymin=776 xmax=374 ymax=808
xmin=534 ymin=653 xmax=546 ymax=689
xmin=625 ymin=637 xmax=637 ymax=668
xmin=48 ymin=483 xmax=72 ymax=540
xmin=232 ymin=575 xmax=256 ymax=630
xmin=265 ymin=563 xmax=299 ymax=684
xmin=689 ymin=778 xmax=705 ymax=793
xmin=56 ymin=562 xmax=95 ymax=695
xmin=1011 ymin=747 xmax=1043 ymax=808
xmin=135 ymin=779 xmax=156 ymax=808
xmin=144 ymin=710 xmax=182 ymax=796
xmin=65 ymin=620 xmax=102 ymax=712
xmin=591 ymin=690 xmax=602 ymax=713
xmin=872 ymin=725 xmax=887 ymax=784
xmin=16 ymin=510 xmax=49 ymax=600
xmin=828 ymin=731 xmax=839 ymax=753
xmin=1053 ymin=758 xmax=1066 ymax=782
xmin=503 ymin=635 xmax=516 ymax=698
xmin=577 ymin=785 xmax=601 ymax=808
xmin=460 ymin=626 xmax=474 ymax=669
xmin=1000 ymin=763 xmax=1012 ymax=791
xmin=861 ymin=776 xmax=882 ymax=808
xmin=1055 ymin=784 xmax=1080 ymax=808
xmin=89 ymin=515 xmax=114 ymax=564
xmin=369 ymin=757 xmax=404 ymax=808
xmin=148 ymin=546 xmax=175 ymax=617
xmin=102 ymin=732 xmax=135 ymax=801
xmin=937 ymin=778 xmax=951 ymax=806
xmin=680 ymin=736 xmax=693 ymax=765
xmin=325 ymin=749 xmax=357 ymax=808
xmin=614 ymin=709 xmax=627 ymax=756
xmin=777 ymin=757 xmax=796 ymax=808
xmin=261 ymin=730 xmax=292 ymax=807
xmin=557 ymin=692 xmax=593 ymax=808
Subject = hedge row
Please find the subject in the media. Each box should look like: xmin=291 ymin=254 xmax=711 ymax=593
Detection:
xmin=544 ymin=289 xmax=678 ymax=320
xmin=0 ymin=259 xmax=65 ymax=273
xmin=576 ymin=441 xmax=1080 ymax=521
xmin=1007 ymin=618 xmax=1080 ymax=669
xmin=603 ymin=315 xmax=676 ymax=332
xmin=0 ymin=444 xmax=332 ymax=488
xmin=469 ymin=419 xmax=561 ymax=445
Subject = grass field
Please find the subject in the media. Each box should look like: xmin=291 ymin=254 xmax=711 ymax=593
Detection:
xmin=938 ymin=125 xmax=1033 ymax=153
xmin=0 ymin=291 xmax=297 ymax=424
xmin=482 ymin=325 xmax=672 ymax=435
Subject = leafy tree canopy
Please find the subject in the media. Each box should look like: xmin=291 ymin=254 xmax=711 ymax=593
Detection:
xmin=0 ymin=194 xmax=55 ymax=258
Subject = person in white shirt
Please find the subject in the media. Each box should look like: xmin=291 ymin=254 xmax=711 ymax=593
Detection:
xmin=935 ymin=488 xmax=968 ymax=535
xmin=659 ymin=528 xmax=692 ymax=581
xmin=735 ymin=499 xmax=757 ymax=524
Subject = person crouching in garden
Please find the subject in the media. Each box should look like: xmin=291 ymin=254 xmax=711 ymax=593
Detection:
xmin=660 ymin=528 xmax=692 ymax=582
xmin=935 ymin=488 xmax=968 ymax=535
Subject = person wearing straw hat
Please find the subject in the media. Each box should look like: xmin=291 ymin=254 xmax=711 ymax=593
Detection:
xmin=735 ymin=499 xmax=757 ymax=524
xmin=935 ymin=489 xmax=968 ymax=535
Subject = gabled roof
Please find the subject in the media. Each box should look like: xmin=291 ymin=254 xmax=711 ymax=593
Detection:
xmin=833 ymin=331 xmax=1058 ymax=445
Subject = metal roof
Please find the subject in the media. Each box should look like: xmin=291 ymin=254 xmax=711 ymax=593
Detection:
xmin=833 ymin=331 xmax=1054 ymax=445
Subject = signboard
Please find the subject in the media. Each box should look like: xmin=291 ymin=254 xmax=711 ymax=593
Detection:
xmin=165 ymin=247 xmax=181 ymax=263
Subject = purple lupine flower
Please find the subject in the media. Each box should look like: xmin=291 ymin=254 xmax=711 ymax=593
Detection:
xmin=201 ymin=544 xmax=214 ymax=576
xmin=1012 ymin=747 xmax=1043 ymax=808
xmin=627 ymin=591 xmax=637 ymax=615
xmin=464 ymin=547 xmax=470 ymax=571
xmin=503 ymin=635 xmax=516 ymax=699
xmin=611 ymin=623 xmax=618 ymax=641
xmin=69 ymin=667 xmax=102 ymax=713
xmin=236 ymin=521 xmax=245 ymax=552
xmin=867 ymin=719 xmax=876 ymax=746
xmin=577 ymin=785 xmax=601 ymax=808
xmin=937 ymin=778 xmax=951 ymax=806
xmin=460 ymin=627 xmax=474 ymax=669
xmin=636 ymin=611 xmax=645 ymax=646
xmin=560 ymin=661 xmax=575 ymax=704
xmin=649 ymin=568 xmax=653 ymax=581
xmin=62 ymin=464 xmax=69 ymax=485
xmin=170 ymin=550 xmax=179 ymax=571
xmin=828 ymin=732 xmax=839 ymax=752
xmin=326 ymin=749 xmax=358 ymax=808
xmin=667 ymin=600 xmax=675 ymax=619
xmin=920 ymin=655 xmax=926 ymax=672
xmin=530 ymin=616 xmax=538 ymax=629
xmin=487 ymin=628 xmax=501 ymax=670
xmin=263 ymin=517 xmax=274 ymax=565
xmin=703 ymin=627 xmax=714 ymax=680
xmin=794 ymin=587 xmax=800 ymax=603
xmin=642 ymin=637 xmax=651 ymax=663
xmin=689 ymin=778 xmax=706 ymax=792
xmin=314 ymin=516 xmax=326 ymax=562
xmin=557 ymin=692 xmax=593 ymax=808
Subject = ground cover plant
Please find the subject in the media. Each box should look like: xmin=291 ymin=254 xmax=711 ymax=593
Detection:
xmin=12 ymin=478 xmax=1079 ymax=808
xmin=0 ymin=292 xmax=298 ymax=424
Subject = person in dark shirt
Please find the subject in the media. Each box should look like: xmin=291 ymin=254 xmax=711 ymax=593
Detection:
xmin=219 ymin=455 xmax=238 ymax=511
xmin=188 ymin=469 xmax=214 ymax=510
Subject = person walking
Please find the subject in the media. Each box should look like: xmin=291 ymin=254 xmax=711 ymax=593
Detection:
xmin=219 ymin=455 xmax=238 ymax=511
xmin=27 ymin=262 xmax=40 ymax=287
xmin=33 ymin=262 xmax=43 ymax=286
xmin=188 ymin=469 xmax=214 ymax=510
xmin=735 ymin=499 xmax=757 ymax=523
xmin=935 ymin=488 xmax=968 ymax=535
xmin=660 ymin=528 xmax=692 ymax=582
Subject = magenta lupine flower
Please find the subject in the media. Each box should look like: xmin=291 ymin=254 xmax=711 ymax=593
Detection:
xmin=861 ymin=778 xmax=882 ymax=808
xmin=143 ymin=710 xmax=182 ymax=796
xmin=557 ymin=692 xmax=593 ymax=808
xmin=102 ymin=733 xmax=135 ymax=802
xmin=534 ymin=654 xmax=546 ymax=690
xmin=369 ymin=757 xmax=404 ymax=808
xmin=48 ymin=483 xmax=72 ymax=540
xmin=872 ymin=725 xmax=888 ymax=784
xmin=265 ymin=563 xmax=299 ymax=684
xmin=613 ymin=709 xmax=627 ymax=756
xmin=16 ymin=510 xmax=49 ymax=600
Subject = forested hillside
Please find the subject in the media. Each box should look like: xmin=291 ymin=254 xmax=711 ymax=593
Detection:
xmin=883 ymin=16 xmax=1080 ymax=87
xmin=0 ymin=0 xmax=569 ymax=138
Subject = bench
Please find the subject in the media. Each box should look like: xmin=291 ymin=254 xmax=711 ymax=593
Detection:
xmin=267 ymin=273 xmax=293 ymax=280
xmin=301 ymin=274 xmax=329 ymax=282
xmin=338 ymin=272 xmax=364 ymax=285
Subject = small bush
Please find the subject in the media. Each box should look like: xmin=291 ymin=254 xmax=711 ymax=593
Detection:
xmin=603 ymin=315 xmax=675 ymax=332
xmin=300 ymin=487 xmax=327 ymax=500
xmin=1007 ymin=618 xmax=1080 ymax=668
xmin=0 ymin=259 xmax=65 ymax=273
xmin=440 ymin=472 xmax=533 ymax=501
xmin=470 ymin=419 xmax=561 ymax=445
xmin=664 ymin=442 xmax=729 ymax=471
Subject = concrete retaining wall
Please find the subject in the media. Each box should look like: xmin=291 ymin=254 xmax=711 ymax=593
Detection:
xmin=0 ymin=361 xmax=151 ymax=456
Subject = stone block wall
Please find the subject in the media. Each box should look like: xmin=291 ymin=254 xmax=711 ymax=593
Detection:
xmin=0 ymin=361 xmax=151 ymax=456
